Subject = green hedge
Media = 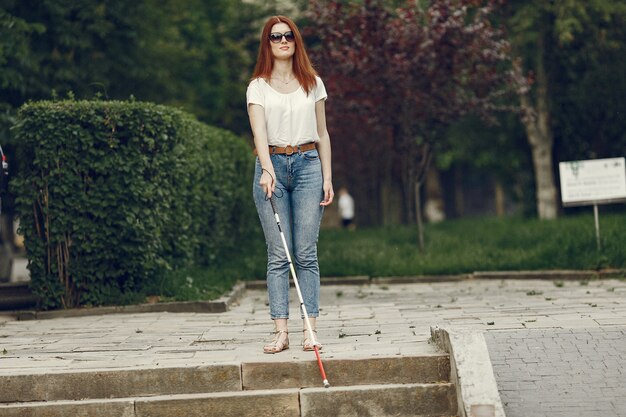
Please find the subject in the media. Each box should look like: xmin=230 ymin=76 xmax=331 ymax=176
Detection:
xmin=12 ymin=100 xmax=254 ymax=309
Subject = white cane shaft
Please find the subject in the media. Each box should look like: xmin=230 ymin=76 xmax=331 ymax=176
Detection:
xmin=272 ymin=202 xmax=328 ymax=387
xmin=276 ymin=219 xmax=293 ymax=264
xmin=276 ymin=223 xmax=319 ymax=346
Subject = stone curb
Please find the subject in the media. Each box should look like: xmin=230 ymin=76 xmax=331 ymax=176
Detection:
xmin=244 ymin=275 xmax=371 ymax=290
xmin=372 ymin=274 xmax=468 ymax=284
xmin=471 ymin=269 xmax=625 ymax=280
xmin=12 ymin=281 xmax=246 ymax=321
xmin=246 ymin=269 xmax=625 ymax=290
xmin=430 ymin=326 xmax=505 ymax=417
xmin=245 ymin=274 xmax=468 ymax=290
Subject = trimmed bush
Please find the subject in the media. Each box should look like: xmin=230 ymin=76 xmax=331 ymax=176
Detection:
xmin=12 ymin=100 xmax=254 ymax=309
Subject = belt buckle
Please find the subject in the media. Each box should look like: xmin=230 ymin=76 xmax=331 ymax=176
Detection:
xmin=285 ymin=145 xmax=294 ymax=155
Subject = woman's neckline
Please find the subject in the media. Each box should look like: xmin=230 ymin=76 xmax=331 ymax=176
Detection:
xmin=261 ymin=78 xmax=302 ymax=95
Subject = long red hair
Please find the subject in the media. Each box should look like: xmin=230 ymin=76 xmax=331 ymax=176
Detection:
xmin=251 ymin=16 xmax=318 ymax=95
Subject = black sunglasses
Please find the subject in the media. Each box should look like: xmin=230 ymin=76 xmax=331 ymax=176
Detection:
xmin=268 ymin=31 xmax=295 ymax=43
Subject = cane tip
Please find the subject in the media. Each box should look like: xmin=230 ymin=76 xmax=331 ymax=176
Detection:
xmin=323 ymin=380 xmax=330 ymax=388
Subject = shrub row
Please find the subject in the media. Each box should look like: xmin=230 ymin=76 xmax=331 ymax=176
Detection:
xmin=12 ymin=100 xmax=254 ymax=309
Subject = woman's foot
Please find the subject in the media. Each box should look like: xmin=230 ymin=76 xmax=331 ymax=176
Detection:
xmin=303 ymin=329 xmax=322 ymax=351
xmin=263 ymin=330 xmax=289 ymax=354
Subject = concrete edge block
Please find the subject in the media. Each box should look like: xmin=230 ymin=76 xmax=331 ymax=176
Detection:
xmin=14 ymin=282 xmax=247 ymax=320
xmin=598 ymin=268 xmax=626 ymax=278
xmin=223 ymin=280 xmax=247 ymax=309
xmin=471 ymin=270 xmax=598 ymax=280
xmin=245 ymin=276 xmax=371 ymax=290
xmin=320 ymin=276 xmax=371 ymax=285
xmin=372 ymin=274 xmax=469 ymax=284
xmin=430 ymin=325 xmax=506 ymax=417
xmin=14 ymin=310 xmax=36 ymax=320
xmin=244 ymin=280 xmax=267 ymax=290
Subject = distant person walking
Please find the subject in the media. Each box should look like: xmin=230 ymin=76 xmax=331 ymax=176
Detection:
xmin=337 ymin=187 xmax=355 ymax=229
xmin=246 ymin=16 xmax=333 ymax=354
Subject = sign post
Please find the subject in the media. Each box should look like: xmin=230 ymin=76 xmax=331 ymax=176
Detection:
xmin=593 ymin=203 xmax=600 ymax=250
xmin=559 ymin=157 xmax=626 ymax=251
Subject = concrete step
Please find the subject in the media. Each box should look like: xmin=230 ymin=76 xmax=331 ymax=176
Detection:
xmin=0 ymin=383 xmax=457 ymax=417
xmin=0 ymin=281 xmax=37 ymax=310
xmin=242 ymin=355 xmax=451 ymax=390
xmin=0 ymin=365 xmax=242 ymax=403
xmin=0 ymin=355 xmax=450 ymax=403
xmin=300 ymin=383 xmax=458 ymax=417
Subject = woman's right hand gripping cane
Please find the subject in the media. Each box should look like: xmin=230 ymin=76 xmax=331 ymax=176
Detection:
xmin=260 ymin=166 xmax=276 ymax=199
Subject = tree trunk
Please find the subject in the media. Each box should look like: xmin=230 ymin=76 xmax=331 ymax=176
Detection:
xmin=518 ymin=35 xmax=558 ymax=220
xmin=529 ymin=137 xmax=558 ymax=219
xmin=378 ymin=126 xmax=399 ymax=226
xmin=380 ymin=173 xmax=393 ymax=226
xmin=415 ymin=181 xmax=424 ymax=252
xmin=414 ymin=144 xmax=431 ymax=251
xmin=424 ymin=163 xmax=446 ymax=223
xmin=398 ymin=120 xmax=419 ymax=225
xmin=402 ymin=149 xmax=416 ymax=224
xmin=494 ymin=179 xmax=505 ymax=217
xmin=454 ymin=165 xmax=465 ymax=217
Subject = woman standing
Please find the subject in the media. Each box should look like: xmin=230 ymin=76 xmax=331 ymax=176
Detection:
xmin=247 ymin=16 xmax=333 ymax=354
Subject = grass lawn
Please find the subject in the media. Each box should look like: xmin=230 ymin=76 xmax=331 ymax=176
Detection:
xmin=319 ymin=212 xmax=625 ymax=276
xmin=156 ymin=212 xmax=626 ymax=302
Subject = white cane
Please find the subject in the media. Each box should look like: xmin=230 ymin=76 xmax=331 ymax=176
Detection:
xmin=269 ymin=196 xmax=330 ymax=388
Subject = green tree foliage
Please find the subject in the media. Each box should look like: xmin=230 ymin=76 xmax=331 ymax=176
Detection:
xmin=544 ymin=1 xmax=626 ymax=160
xmin=306 ymin=0 xmax=518 ymax=228
xmin=140 ymin=0 xmax=259 ymax=134
xmin=0 ymin=0 xmax=270 ymax=236
xmin=504 ymin=0 xmax=626 ymax=217
xmin=430 ymin=0 xmax=626 ymax=218
xmin=0 ymin=0 xmax=275 ymax=137
xmin=2 ymin=1 xmax=159 ymax=111
xmin=0 ymin=7 xmax=44 ymax=139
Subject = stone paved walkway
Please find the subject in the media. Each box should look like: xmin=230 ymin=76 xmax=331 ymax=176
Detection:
xmin=1 ymin=278 xmax=625 ymax=414
xmin=485 ymin=327 xmax=626 ymax=417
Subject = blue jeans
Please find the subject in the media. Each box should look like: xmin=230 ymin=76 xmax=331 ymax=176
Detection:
xmin=253 ymin=149 xmax=324 ymax=320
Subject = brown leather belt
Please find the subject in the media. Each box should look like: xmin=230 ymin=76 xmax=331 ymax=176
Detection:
xmin=254 ymin=142 xmax=317 ymax=156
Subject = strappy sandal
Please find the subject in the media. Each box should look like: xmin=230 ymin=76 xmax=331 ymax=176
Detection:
xmin=263 ymin=330 xmax=289 ymax=354
xmin=302 ymin=329 xmax=322 ymax=351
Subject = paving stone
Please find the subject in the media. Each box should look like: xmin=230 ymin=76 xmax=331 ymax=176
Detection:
xmin=485 ymin=327 xmax=626 ymax=417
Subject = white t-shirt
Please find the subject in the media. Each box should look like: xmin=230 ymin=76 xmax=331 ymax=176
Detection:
xmin=246 ymin=76 xmax=327 ymax=147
